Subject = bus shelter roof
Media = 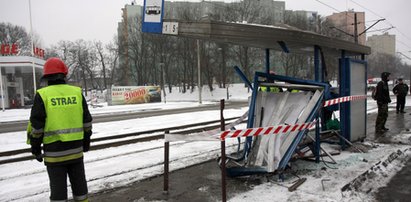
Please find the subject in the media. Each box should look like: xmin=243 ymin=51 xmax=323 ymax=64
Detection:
xmin=170 ymin=20 xmax=371 ymax=56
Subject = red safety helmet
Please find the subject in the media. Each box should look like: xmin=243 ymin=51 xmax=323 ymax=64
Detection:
xmin=43 ymin=57 xmax=68 ymax=76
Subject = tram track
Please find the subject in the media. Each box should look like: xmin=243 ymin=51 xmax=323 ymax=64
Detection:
xmin=0 ymin=117 xmax=245 ymax=202
xmin=0 ymin=117 xmax=245 ymax=165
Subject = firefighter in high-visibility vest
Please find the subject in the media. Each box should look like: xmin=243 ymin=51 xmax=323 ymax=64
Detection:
xmin=260 ymin=86 xmax=282 ymax=93
xmin=260 ymin=71 xmax=282 ymax=92
xmin=27 ymin=57 xmax=92 ymax=202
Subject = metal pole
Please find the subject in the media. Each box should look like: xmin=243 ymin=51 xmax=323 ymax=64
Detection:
xmin=161 ymin=64 xmax=167 ymax=104
xmin=220 ymin=99 xmax=226 ymax=202
xmin=314 ymin=46 xmax=321 ymax=163
xmin=265 ymin=48 xmax=270 ymax=74
xmin=197 ymin=40 xmax=202 ymax=104
xmin=0 ymin=66 xmax=4 ymax=111
xmin=340 ymin=50 xmax=347 ymax=149
xmin=29 ymin=0 xmax=37 ymax=93
xmin=354 ymin=13 xmax=358 ymax=44
xmin=163 ymin=130 xmax=170 ymax=193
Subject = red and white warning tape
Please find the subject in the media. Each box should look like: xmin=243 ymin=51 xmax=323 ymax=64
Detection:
xmin=165 ymin=111 xmax=249 ymax=142
xmin=166 ymin=94 xmax=366 ymax=141
xmin=220 ymin=94 xmax=366 ymax=140
xmin=323 ymin=95 xmax=367 ymax=107
xmin=220 ymin=120 xmax=317 ymax=140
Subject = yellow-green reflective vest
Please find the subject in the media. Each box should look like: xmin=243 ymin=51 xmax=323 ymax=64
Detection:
xmin=37 ymin=84 xmax=84 ymax=145
xmin=260 ymin=86 xmax=280 ymax=93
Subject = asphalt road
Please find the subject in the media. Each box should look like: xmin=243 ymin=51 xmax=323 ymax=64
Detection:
xmin=0 ymin=101 xmax=248 ymax=133
xmin=372 ymin=106 xmax=411 ymax=202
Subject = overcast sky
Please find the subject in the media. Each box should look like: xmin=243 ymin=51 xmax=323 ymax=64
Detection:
xmin=0 ymin=0 xmax=410 ymax=62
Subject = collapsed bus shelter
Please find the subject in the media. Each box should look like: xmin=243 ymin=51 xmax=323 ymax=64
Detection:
xmin=165 ymin=19 xmax=370 ymax=160
xmin=147 ymin=19 xmax=370 ymax=201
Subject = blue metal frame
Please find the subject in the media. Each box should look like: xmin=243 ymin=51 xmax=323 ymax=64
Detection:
xmin=277 ymin=41 xmax=289 ymax=53
xmin=228 ymin=42 xmax=368 ymax=176
xmin=265 ymin=49 xmax=270 ymax=74
xmin=246 ymin=72 xmax=329 ymax=170
xmin=226 ymin=71 xmax=329 ymax=176
xmin=339 ymin=53 xmax=368 ymax=146
xmin=339 ymin=51 xmax=347 ymax=148
xmin=234 ymin=66 xmax=253 ymax=90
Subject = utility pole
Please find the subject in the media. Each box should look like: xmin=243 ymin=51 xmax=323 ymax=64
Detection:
xmin=330 ymin=11 xmax=385 ymax=45
xmin=354 ymin=13 xmax=358 ymax=44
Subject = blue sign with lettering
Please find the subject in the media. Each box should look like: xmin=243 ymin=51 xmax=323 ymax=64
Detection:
xmin=142 ymin=0 xmax=164 ymax=34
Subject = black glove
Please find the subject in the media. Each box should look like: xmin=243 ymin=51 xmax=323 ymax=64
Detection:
xmin=30 ymin=137 xmax=42 ymax=159
xmin=35 ymin=154 xmax=43 ymax=162
xmin=83 ymin=131 xmax=92 ymax=152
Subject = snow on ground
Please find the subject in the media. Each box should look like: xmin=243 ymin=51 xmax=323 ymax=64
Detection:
xmin=0 ymin=83 xmax=251 ymax=123
xmin=1 ymin=84 xmax=411 ymax=201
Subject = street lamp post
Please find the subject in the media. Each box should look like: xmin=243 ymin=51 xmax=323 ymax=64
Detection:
xmin=0 ymin=67 xmax=4 ymax=111
xmin=197 ymin=40 xmax=202 ymax=104
xmin=28 ymin=0 xmax=37 ymax=94
xmin=160 ymin=63 xmax=166 ymax=104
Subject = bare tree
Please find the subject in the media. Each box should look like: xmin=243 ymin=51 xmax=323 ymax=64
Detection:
xmin=94 ymin=41 xmax=108 ymax=91
xmin=106 ymin=37 xmax=119 ymax=88
xmin=0 ymin=22 xmax=31 ymax=56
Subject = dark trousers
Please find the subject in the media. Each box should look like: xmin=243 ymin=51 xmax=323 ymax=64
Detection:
xmin=46 ymin=161 xmax=88 ymax=201
xmin=375 ymin=103 xmax=388 ymax=131
xmin=396 ymin=95 xmax=406 ymax=112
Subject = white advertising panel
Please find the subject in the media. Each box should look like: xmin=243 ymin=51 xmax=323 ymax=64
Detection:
xmin=111 ymin=86 xmax=161 ymax=105
xmin=349 ymin=61 xmax=366 ymax=141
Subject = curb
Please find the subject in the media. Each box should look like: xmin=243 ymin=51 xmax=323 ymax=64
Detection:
xmin=341 ymin=148 xmax=410 ymax=196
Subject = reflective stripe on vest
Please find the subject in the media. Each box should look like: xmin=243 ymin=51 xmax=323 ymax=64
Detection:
xmin=44 ymin=146 xmax=83 ymax=157
xmin=37 ymin=84 xmax=84 ymax=144
xmin=44 ymin=146 xmax=84 ymax=163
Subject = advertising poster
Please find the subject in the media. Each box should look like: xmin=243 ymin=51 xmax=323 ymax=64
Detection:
xmin=111 ymin=86 xmax=161 ymax=105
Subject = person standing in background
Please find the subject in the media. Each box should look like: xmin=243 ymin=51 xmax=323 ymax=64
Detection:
xmin=393 ymin=78 xmax=408 ymax=114
xmin=375 ymin=72 xmax=391 ymax=133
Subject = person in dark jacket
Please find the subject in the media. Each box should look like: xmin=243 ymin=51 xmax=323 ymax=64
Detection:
xmin=375 ymin=72 xmax=391 ymax=133
xmin=27 ymin=57 xmax=92 ymax=202
xmin=393 ymin=78 xmax=408 ymax=113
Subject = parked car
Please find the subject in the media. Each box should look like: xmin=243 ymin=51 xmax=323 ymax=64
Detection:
xmin=24 ymin=96 xmax=33 ymax=105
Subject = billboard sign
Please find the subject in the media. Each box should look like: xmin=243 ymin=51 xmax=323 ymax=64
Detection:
xmin=111 ymin=86 xmax=161 ymax=105
xmin=142 ymin=0 xmax=164 ymax=34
